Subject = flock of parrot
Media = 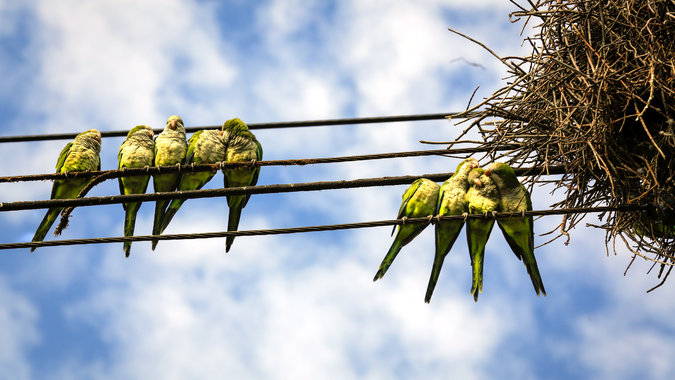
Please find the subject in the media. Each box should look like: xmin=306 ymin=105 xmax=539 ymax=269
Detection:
xmin=26 ymin=118 xmax=545 ymax=302
xmin=30 ymin=116 xmax=262 ymax=256
xmin=373 ymin=158 xmax=547 ymax=302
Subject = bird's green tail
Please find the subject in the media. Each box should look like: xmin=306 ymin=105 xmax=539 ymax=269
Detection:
xmin=373 ymin=239 xmax=403 ymax=282
xmin=470 ymin=251 xmax=484 ymax=302
xmin=226 ymin=201 xmax=244 ymax=253
xmin=523 ymin=257 xmax=547 ymax=296
xmin=31 ymin=207 xmax=63 ymax=252
xmin=425 ymin=224 xmax=463 ymax=303
xmin=151 ymin=199 xmax=168 ymax=250
xmin=160 ymin=199 xmax=186 ymax=235
xmin=123 ymin=201 xmax=142 ymax=257
xmin=467 ymin=219 xmax=494 ymax=302
xmin=425 ymin=252 xmax=447 ymax=303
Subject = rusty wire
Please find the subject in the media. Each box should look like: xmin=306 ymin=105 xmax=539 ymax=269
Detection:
xmin=0 ymin=205 xmax=645 ymax=251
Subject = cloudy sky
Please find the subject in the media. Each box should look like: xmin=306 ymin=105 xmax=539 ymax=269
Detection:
xmin=1 ymin=1 xmax=673 ymax=379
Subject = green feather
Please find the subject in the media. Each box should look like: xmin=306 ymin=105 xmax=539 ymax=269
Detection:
xmin=425 ymin=157 xmax=478 ymax=303
xmin=374 ymin=178 xmax=440 ymax=282
xmin=487 ymin=162 xmax=546 ymax=296
xmin=222 ymin=119 xmax=262 ymax=252
xmin=31 ymin=129 xmax=102 ymax=252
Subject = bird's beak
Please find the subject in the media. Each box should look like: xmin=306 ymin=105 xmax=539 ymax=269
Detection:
xmin=484 ymin=169 xmax=491 ymax=176
xmin=474 ymin=178 xmax=483 ymax=187
xmin=169 ymin=119 xmax=177 ymax=130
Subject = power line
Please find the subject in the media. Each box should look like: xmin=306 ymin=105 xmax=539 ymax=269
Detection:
xmin=0 ymin=166 xmax=567 ymax=212
xmin=0 ymin=111 xmax=485 ymax=143
xmin=0 ymin=145 xmax=521 ymax=184
xmin=0 ymin=205 xmax=645 ymax=251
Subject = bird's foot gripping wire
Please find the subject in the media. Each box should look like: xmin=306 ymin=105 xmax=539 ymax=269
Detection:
xmin=463 ymin=212 xmax=469 ymax=222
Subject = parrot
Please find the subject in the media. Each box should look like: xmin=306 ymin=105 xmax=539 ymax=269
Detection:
xmin=373 ymin=178 xmax=440 ymax=282
xmin=159 ymin=129 xmax=227 ymax=234
xmin=151 ymin=115 xmax=187 ymax=250
xmin=424 ymin=157 xmax=479 ymax=303
xmin=222 ymin=118 xmax=262 ymax=252
xmin=465 ymin=167 xmax=499 ymax=301
xmin=117 ymin=125 xmax=155 ymax=257
xmin=486 ymin=162 xmax=546 ymax=296
xmin=30 ymin=129 xmax=102 ymax=252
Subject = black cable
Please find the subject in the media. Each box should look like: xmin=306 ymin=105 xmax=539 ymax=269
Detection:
xmin=0 ymin=205 xmax=645 ymax=251
xmin=0 ymin=111 xmax=485 ymax=143
xmin=0 ymin=145 xmax=521 ymax=183
xmin=0 ymin=165 xmax=567 ymax=212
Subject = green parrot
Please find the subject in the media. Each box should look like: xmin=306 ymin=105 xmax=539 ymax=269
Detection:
xmin=486 ymin=162 xmax=546 ymax=296
xmin=30 ymin=129 xmax=102 ymax=252
xmin=424 ymin=157 xmax=479 ymax=303
xmin=465 ymin=167 xmax=499 ymax=301
xmin=222 ymin=118 xmax=262 ymax=252
xmin=118 ymin=125 xmax=155 ymax=257
xmin=151 ymin=115 xmax=187 ymax=250
xmin=160 ymin=129 xmax=227 ymax=234
xmin=373 ymin=178 xmax=440 ymax=282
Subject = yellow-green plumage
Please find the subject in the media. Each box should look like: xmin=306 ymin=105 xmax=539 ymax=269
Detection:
xmin=486 ymin=162 xmax=546 ymax=296
xmin=374 ymin=178 xmax=440 ymax=282
xmin=31 ymin=129 xmax=102 ymax=252
xmin=160 ymin=129 xmax=227 ymax=234
xmin=465 ymin=167 xmax=499 ymax=301
xmin=151 ymin=115 xmax=187 ymax=250
xmin=118 ymin=125 xmax=154 ymax=257
xmin=222 ymin=118 xmax=262 ymax=252
xmin=425 ymin=158 xmax=478 ymax=303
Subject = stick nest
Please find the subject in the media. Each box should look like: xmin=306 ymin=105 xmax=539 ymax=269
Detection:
xmin=470 ymin=0 xmax=674 ymax=284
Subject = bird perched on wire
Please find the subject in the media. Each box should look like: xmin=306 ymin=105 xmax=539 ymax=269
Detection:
xmin=465 ymin=167 xmax=499 ymax=301
xmin=160 ymin=129 xmax=227 ymax=235
xmin=486 ymin=162 xmax=546 ymax=296
xmin=374 ymin=178 xmax=440 ymax=282
xmin=117 ymin=125 xmax=154 ymax=257
xmin=425 ymin=157 xmax=479 ymax=303
xmin=222 ymin=118 xmax=262 ymax=252
xmin=151 ymin=115 xmax=187 ymax=250
xmin=30 ymin=129 xmax=101 ymax=252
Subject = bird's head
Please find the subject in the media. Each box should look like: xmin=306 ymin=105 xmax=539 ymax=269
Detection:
xmin=222 ymin=118 xmax=248 ymax=134
xmin=166 ymin=115 xmax=184 ymax=130
xmin=127 ymin=125 xmax=154 ymax=139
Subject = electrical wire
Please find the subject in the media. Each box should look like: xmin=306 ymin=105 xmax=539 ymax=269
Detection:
xmin=0 ymin=205 xmax=645 ymax=251
xmin=0 ymin=165 xmax=567 ymax=212
xmin=0 ymin=111 xmax=486 ymax=143
xmin=0 ymin=145 xmax=522 ymax=184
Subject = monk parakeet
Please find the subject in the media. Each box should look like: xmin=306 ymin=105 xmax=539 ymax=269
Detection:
xmin=30 ymin=129 xmax=102 ymax=252
xmin=151 ymin=115 xmax=187 ymax=249
xmin=465 ymin=167 xmax=499 ymax=301
xmin=222 ymin=118 xmax=262 ymax=252
xmin=118 ymin=125 xmax=154 ymax=257
xmin=486 ymin=162 xmax=546 ymax=296
xmin=160 ymin=129 xmax=227 ymax=234
xmin=424 ymin=157 xmax=479 ymax=303
xmin=374 ymin=178 xmax=440 ymax=281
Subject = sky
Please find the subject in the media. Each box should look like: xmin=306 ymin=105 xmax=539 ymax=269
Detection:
xmin=0 ymin=1 xmax=674 ymax=379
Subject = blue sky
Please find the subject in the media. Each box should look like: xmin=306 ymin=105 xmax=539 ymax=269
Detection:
xmin=1 ymin=1 xmax=674 ymax=379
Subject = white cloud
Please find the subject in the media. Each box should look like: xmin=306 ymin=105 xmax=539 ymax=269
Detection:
xmin=0 ymin=276 xmax=39 ymax=380
xmin=4 ymin=1 xmax=675 ymax=379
